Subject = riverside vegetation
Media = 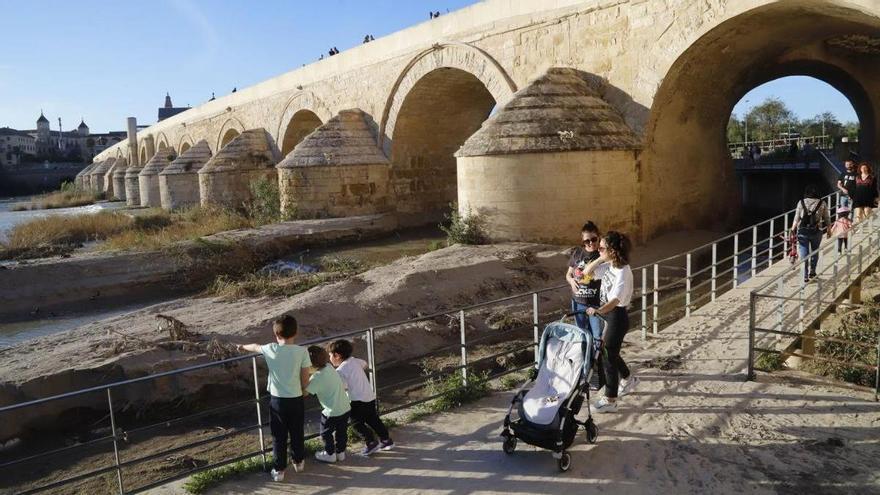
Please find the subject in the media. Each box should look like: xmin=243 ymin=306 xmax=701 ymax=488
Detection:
xmin=11 ymin=182 xmax=104 ymax=211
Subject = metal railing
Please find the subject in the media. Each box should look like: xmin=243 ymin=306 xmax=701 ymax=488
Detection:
xmin=747 ymin=209 xmax=880 ymax=400
xmin=0 ymin=190 xmax=848 ymax=493
xmin=728 ymin=134 xmax=833 ymax=159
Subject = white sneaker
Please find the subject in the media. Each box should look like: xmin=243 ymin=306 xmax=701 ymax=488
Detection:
xmin=292 ymin=461 xmax=304 ymax=473
xmin=270 ymin=469 xmax=285 ymax=482
xmin=315 ymin=451 xmax=337 ymax=463
xmin=336 ymin=451 xmax=346 ymax=462
xmin=593 ymin=397 xmax=618 ymax=413
xmin=619 ymin=376 xmax=640 ymax=397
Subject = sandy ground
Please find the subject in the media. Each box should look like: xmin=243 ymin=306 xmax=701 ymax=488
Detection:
xmin=170 ymin=234 xmax=880 ymax=495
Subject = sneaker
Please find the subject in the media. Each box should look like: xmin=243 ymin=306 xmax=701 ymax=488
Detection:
xmin=619 ymin=376 xmax=640 ymax=397
xmin=336 ymin=451 xmax=346 ymax=462
xmin=361 ymin=441 xmax=381 ymax=456
xmin=588 ymin=370 xmax=602 ymax=391
xmin=270 ymin=469 xmax=285 ymax=482
xmin=379 ymin=438 xmax=395 ymax=451
xmin=314 ymin=451 xmax=337 ymax=463
xmin=593 ymin=397 xmax=618 ymax=414
xmin=809 ymin=272 xmax=817 ymax=279
xmin=292 ymin=461 xmax=304 ymax=473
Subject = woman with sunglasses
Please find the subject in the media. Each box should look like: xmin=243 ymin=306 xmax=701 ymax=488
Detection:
xmin=584 ymin=231 xmax=638 ymax=413
xmin=565 ymin=221 xmax=603 ymax=342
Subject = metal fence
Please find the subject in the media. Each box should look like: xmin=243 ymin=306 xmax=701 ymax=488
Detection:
xmin=0 ymin=190 xmax=848 ymax=494
xmin=747 ymin=209 xmax=880 ymax=400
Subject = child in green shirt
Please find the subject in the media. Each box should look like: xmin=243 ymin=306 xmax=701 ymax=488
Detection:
xmin=306 ymin=345 xmax=352 ymax=463
xmin=238 ymin=315 xmax=311 ymax=481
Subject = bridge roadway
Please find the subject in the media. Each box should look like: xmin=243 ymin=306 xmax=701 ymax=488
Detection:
xmin=149 ymin=229 xmax=880 ymax=494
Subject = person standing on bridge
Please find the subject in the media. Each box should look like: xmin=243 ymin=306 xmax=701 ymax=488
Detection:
xmin=851 ymin=162 xmax=877 ymax=223
xmin=836 ymin=157 xmax=857 ymax=209
xmin=790 ymin=184 xmax=831 ymax=284
xmin=583 ymin=231 xmax=638 ymax=413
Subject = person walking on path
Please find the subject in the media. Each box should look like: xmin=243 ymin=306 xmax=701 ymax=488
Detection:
xmin=836 ymin=157 xmax=857 ymax=208
xmin=790 ymin=184 xmax=831 ymax=284
xmin=830 ymin=206 xmax=853 ymax=254
xmin=565 ymin=221 xmax=603 ymax=342
xmin=851 ymin=162 xmax=878 ymax=223
xmin=583 ymin=231 xmax=638 ymax=413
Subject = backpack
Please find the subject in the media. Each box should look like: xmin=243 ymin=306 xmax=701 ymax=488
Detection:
xmin=797 ymin=199 xmax=823 ymax=236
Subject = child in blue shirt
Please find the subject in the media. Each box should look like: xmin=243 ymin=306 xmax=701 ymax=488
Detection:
xmin=306 ymin=345 xmax=352 ymax=463
xmin=238 ymin=315 xmax=311 ymax=481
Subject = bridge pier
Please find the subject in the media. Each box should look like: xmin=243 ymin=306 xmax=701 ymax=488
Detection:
xmin=110 ymin=158 xmax=128 ymax=201
xmin=198 ymin=129 xmax=278 ymax=208
xmin=159 ymin=140 xmax=212 ymax=210
xmin=139 ymin=147 xmax=175 ymax=208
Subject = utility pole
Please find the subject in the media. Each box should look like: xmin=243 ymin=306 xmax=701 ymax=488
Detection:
xmin=57 ymin=118 xmax=63 ymax=150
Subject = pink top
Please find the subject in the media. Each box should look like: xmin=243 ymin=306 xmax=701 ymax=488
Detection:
xmin=830 ymin=218 xmax=853 ymax=238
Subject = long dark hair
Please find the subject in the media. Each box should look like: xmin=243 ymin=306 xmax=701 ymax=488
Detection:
xmin=603 ymin=231 xmax=631 ymax=268
xmin=803 ymin=184 xmax=819 ymax=199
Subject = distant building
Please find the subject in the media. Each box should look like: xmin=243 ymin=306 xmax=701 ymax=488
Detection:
xmin=158 ymin=93 xmax=190 ymax=122
xmin=0 ymin=112 xmax=126 ymax=167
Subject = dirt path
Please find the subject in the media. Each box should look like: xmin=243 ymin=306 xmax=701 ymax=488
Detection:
xmin=184 ymin=233 xmax=880 ymax=495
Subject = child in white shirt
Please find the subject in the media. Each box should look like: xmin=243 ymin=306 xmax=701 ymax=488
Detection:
xmin=328 ymin=339 xmax=394 ymax=456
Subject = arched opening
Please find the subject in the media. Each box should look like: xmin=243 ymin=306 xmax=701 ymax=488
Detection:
xmin=139 ymin=147 xmax=147 ymax=166
xmin=220 ymin=129 xmax=240 ymax=150
xmin=280 ymin=110 xmax=323 ymax=156
xmin=642 ymin=2 xmax=880 ymax=238
xmin=726 ymin=76 xmax=862 ymax=222
xmin=390 ymin=67 xmax=496 ymax=223
xmin=179 ymin=142 xmax=192 ymax=155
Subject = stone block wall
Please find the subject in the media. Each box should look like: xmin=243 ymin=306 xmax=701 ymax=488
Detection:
xmin=457 ymin=149 xmax=640 ymax=243
xmin=279 ymin=164 xmax=391 ymax=218
xmin=198 ymin=168 xmax=277 ymax=209
xmin=159 ymin=174 xmax=199 ymax=210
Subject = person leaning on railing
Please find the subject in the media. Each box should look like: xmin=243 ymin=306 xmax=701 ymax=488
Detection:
xmin=790 ymin=184 xmax=831 ymax=284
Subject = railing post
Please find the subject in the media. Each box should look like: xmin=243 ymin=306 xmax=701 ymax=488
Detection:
xmin=751 ymin=226 xmax=758 ymax=277
xmin=367 ymin=328 xmax=377 ymax=397
xmin=733 ymin=233 xmax=739 ymax=289
xmin=532 ymin=293 xmax=539 ymax=364
xmin=769 ymin=219 xmax=775 ymax=267
xmin=875 ymin=326 xmax=880 ymax=402
xmin=748 ymin=292 xmax=756 ymax=381
xmin=815 ymin=277 xmax=822 ymax=317
xmin=641 ymin=267 xmax=647 ymax=339
xmin=711 ymin=243 xmax=718 ymax=301
xmin=251 ymin=357 xmax=267 ymax=467
xmin=459 ymin=310 xmax=468 ymax=387
xmin=833 ymin=258 xmax=839 ymax=303
xmin=107 ymin=389 xmax=124 ymax=495
xmin=859 ymin=244 xmax=864 ymax=274
xmin=685 ymin=253 xmax=692 ymax=317
xmin=652 ymin=263 xmax=659 ymax=335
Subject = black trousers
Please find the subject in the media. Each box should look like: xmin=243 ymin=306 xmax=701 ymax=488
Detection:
xmin=320 ymin=412 xmax=350 ymax=455
xmin=350 ymin=400 xmax=390 ymax=443
xmin=269 ymin=396 xmax=305 ymax=470
xmin=838 ymin=237 xmax=848 ymax=253
xmin=602 ymin=307 xmax=631 ymax=399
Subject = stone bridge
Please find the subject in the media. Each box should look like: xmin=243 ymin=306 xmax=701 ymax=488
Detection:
xmin=86 ymin=0 xmax=880 ymax=243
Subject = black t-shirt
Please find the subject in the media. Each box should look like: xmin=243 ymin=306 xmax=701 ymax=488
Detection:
xmin=569 ymin=247 xmax=601 ymax=306
xmin=839 ymin=171 xmax=857 ymax=194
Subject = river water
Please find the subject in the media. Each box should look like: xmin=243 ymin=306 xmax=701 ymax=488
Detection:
xmin=0 ymin=196 xmax=125 ymax=243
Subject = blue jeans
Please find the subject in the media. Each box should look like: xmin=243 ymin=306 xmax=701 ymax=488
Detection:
xmin=839 ymin=195 xmax=851 ymax=209
xmin=570 ymin=300 xmax=604 ymax=343
xmin=797 ymin=233 xmax=822 ymax=279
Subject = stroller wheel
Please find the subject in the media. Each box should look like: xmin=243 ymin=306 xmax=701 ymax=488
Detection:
xmin=585 ymin=419 xmax=599 ymax=444
xmin=557 ymin=451 xmax=572 ymax=472
xmin=502 ymin=436 xmax=517 ymax=454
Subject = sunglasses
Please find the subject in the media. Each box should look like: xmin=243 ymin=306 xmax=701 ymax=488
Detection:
xmin=583 ymin=237 xmax=599 ymax=244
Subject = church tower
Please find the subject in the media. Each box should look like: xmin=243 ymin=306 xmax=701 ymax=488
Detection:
xmin=77 ymin=119 xmax=90 ymax=136
xmin=36 ymin=111 xmax=50 ymax=141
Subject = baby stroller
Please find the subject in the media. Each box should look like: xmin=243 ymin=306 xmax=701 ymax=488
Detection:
xmin=500 ymin=313 xmax=600 ymax=472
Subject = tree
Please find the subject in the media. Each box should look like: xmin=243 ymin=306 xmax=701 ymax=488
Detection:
xmin=727 ymin=115 xmax=745 ymax=143
xmin=746 ymin=97 xmax=797 ymax=141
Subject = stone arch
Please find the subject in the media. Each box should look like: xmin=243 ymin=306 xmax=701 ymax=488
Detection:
xmin=155 ymin=131 xmax=171 ymax=152
xmin=641 ymin=0 xmax=880 ymax=238
xmin=138 ymin=144 xmax=147 ymax=167
xmin=279 ymin=110 xmax=324 ymax=156
xmin=275 ymin=91 xmax=332 ymax=153
xmin=379 ymin=42 xmax=517 ymax=151
xmin=177 ymin=134 xmax=194 ymax=154
xmin=216 ymin=117 xmax=246 ymax=151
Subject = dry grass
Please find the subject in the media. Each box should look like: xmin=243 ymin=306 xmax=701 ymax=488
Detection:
xmin=11 ymin=184 xmax=104 ymax=211
xmin=99 ymin=207 xmax=250 ymax=252
xmin=3 ymin=211 xmax=133 ymax=250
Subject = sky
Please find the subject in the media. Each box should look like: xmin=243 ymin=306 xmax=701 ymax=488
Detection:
xmin=0 ymin=2 xmax=860 ymax=133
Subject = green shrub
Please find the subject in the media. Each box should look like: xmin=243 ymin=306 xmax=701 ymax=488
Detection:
xmin=440 ymin=202 xmax=487 ymax=245
xmin=319 ymin=255 xmax=365 ymax=273
xmin=755 ymin=351 xmax=786 ymax=371
xmin=245 ymin=177 xmax=284 ymax=225
xmin=426 ymin=370 xmax=491 ymax=411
